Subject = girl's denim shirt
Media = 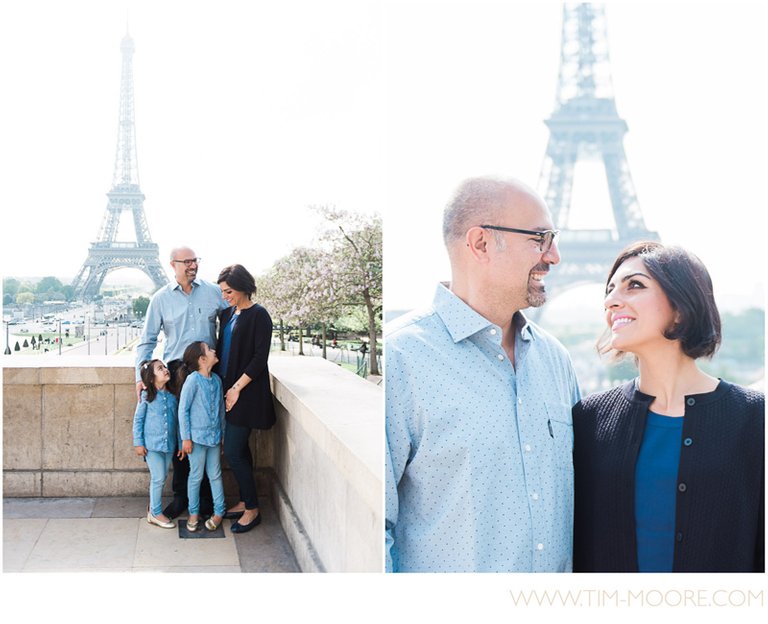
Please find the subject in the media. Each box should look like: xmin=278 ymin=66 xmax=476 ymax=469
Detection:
xmin=178 ymin=371 xmax=225 ymax=446
xmin=132 ymin=389 xmax=180 ymax=453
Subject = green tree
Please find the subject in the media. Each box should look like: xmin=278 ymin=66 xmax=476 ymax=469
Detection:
xmin=35 ymin=276 xmax=64 ymax=294
xmin=3 ymin=277 xmax=21 ymax=297
xmin=133 ymin=296 xmax=150 ymax=319
xmin=15 ymin=292 xmax=34 ymax=305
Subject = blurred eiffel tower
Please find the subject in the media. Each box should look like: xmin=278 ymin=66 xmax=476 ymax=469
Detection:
xmin=537 ymin=3 xmax=659 ymax=303
xmin=72 ymin=31 xmax=168 ymax=301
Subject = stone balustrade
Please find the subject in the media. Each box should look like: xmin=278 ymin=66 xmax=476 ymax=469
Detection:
xmin=2 ymin=353 xmax=383 ymax=572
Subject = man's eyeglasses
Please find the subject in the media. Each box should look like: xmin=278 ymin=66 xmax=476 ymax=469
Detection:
xmin=479 ymin=225 xmax=559 ymax=254
xmin=171 ymin=257 xmax=201 ymax=267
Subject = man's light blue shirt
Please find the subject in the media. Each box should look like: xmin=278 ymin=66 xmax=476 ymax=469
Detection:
xmin=135 ymin=278 xmax=227 ymax=381
xmin=385 ymin=283 xmax=580 ymax=572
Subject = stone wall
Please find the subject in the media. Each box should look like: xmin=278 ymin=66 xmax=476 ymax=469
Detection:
xmin=2 ymin=354 xmax=383 ymax=572
xmin=269 ymin=356 xmax=383 ymax=573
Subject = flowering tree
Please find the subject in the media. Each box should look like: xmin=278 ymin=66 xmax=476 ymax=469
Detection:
xmin=255 ymin=207 xmax=382 ymax=376
xmin=314 ymin=206 xmax=382 ymax=376
xmin=257 ymin=247 xmax=325 ymax=356
xmin=255 ymin=266 xmax=288 ymax=351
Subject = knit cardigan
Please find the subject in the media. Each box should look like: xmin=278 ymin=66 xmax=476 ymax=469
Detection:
xmin=572 ymin=379 xmax=764 ymax=572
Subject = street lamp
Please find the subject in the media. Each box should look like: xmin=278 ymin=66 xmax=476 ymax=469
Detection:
xmin=4 ymin=321 xmax=11 ymax=355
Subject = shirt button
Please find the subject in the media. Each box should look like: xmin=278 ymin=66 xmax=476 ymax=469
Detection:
xmin=531 ymin=492 xmax=539 ymax=500
xmin=524 ymin=444 xmax=532 ymax=452
xmin=686 ymin=398 xmax=696 ymax=406
xmin=678 ymin=482 xmax=687 ymax=492
xmin=676 ymin=532 xmax=683 ymax=542
xmin=497 ymin=354 xmax=504 ymax=361
xmin=683 ymin=437 xmax=693 ymax=447
xmin=517 ymin=398 xmax=522 ymax=405
xmin=489 ymin=329 xmax=497 ymax=336
xmin=536 ymin=543 xmax=544 ymax=551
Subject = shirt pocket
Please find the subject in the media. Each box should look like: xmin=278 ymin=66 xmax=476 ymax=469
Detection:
xmin=545 ymin=401 xmax=574 ymax=472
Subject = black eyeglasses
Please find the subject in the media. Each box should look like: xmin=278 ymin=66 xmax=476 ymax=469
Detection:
xmin=479 ymin=225 xmax=559 ymax=253
xmin=172 ymin=257 xmax=201 ymax=267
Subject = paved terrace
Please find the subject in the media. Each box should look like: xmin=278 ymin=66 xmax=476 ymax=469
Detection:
xmin=2 ymin=353 xmax=383 ymax=573
xmin=4 ymin=496 xmax=297 ymax=572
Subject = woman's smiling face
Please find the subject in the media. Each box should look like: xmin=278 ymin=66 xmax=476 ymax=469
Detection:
xmin=603 ymin=256 xmax=678 ymax=355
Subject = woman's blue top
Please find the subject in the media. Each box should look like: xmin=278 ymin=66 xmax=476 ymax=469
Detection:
xmin=132 ymin=389 xmax=179 ymax=453
xmin=218 ymin=313 xmax=238 ymax=379
xmin=634 ymin=411 xmax=684 ymax=572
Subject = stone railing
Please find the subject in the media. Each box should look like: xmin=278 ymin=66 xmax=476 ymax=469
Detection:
xmin=1 ymin=353 xmax=383 ymax=572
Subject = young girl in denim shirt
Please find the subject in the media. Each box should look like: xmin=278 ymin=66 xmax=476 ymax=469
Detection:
xmin=177 ymin=341 xmax=226 ymax=532
xmin=133 ymin=359 xmax=179 ymax=529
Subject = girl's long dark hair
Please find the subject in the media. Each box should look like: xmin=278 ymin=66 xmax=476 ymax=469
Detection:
xmin=139 ymin=359 xmax=164 ymax=403
xmin=174 ymin=341 xmax=206 ymax=396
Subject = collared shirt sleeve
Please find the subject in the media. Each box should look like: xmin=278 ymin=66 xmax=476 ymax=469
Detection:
xmin=135 ymin=292 xmax=164 ymax=381
xmin=384 ymin=338 xmax=415 ymax=573
xmin=178 ymin=376 xmax=197 ymax=441
xmin=385 ymin=434 xmax=407 ymax=573
xmin=132 ymin=397 xmax=148 ymax=447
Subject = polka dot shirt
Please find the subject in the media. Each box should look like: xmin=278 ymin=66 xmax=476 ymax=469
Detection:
xmin=385 ymin=283 xmax=580 ymax=572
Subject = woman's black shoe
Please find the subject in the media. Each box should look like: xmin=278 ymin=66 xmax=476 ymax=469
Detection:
xmin=231 ymin=513 xmax=262 ymax=533
xmin=224 ymin=510 xmax=244 ymax=520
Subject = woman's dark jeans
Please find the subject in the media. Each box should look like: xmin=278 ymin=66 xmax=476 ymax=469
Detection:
xmin=224 ymin=422 xmax=259 ymax=509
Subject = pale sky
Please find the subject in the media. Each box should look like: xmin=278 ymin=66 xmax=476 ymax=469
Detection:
xmin=0 ymin=0 xmax=385 ymax=287
xmin=1 ymin=1 xmax=764 ymax=315
xmin=383 ymin=0 xmax=767 ymax=315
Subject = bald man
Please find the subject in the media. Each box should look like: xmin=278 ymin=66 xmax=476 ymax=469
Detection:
xmin=385 ymin=177 xmax=580 ymax=572
xmin=135 ymin=246 xmax=227 ymax=519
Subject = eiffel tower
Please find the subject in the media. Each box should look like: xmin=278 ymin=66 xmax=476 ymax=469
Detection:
xmin=72 ymin=31 xmax=168 ymax=301
xmin=538 ymin=3 xmax=659 ymax=300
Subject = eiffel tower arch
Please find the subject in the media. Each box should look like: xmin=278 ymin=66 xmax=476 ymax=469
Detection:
xmin=72 ymin=32 xmax=168 ymax=302
xmin=537 ymin=3 xmax=659 ymax=304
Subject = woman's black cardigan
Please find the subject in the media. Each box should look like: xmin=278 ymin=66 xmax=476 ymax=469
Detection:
xmin=215 ymin=304 xmax=276 ymax=430
xmin=572 ymin=379 xmax=764 ymax=572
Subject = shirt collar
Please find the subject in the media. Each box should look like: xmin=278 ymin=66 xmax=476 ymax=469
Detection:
xmin=432 ymin=282 xmax=534 ymax=343
xmin=172 ymin=278 xmax=201 ymax=292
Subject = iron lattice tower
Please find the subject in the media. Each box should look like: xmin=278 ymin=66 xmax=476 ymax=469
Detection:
xmin=537 ymin=3 xmax=659 ymax=300
xmin=71 ymin=32 xmax=168 ymax=301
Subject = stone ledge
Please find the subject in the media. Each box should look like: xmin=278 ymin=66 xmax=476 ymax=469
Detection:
xmin=269 ymin=355 xmax=382 ymax=514
xmin=2 ymin=355 xmax=136 ymax=384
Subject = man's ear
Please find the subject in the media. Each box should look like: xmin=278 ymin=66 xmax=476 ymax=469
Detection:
xmin=465 ymin=226 xmax=490 ymax=263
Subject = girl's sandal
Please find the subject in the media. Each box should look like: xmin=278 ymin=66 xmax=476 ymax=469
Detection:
xmin=186 ymin=517 xmax=199 ymax=532
xmin=205 ymin=516 xmax=222 ymax=531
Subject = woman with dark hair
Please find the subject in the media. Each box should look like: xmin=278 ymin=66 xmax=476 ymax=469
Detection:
xmin=573 ymin=242 xmax=764 ymax=572
xmin=215 ymin=264 xmax=276 ymax=533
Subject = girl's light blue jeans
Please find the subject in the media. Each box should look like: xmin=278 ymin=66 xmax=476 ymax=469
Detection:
xmin=146 ymin=450 xmax=173 ymax=517
xmin=187 ymin=443 xmax=225 ymax=516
